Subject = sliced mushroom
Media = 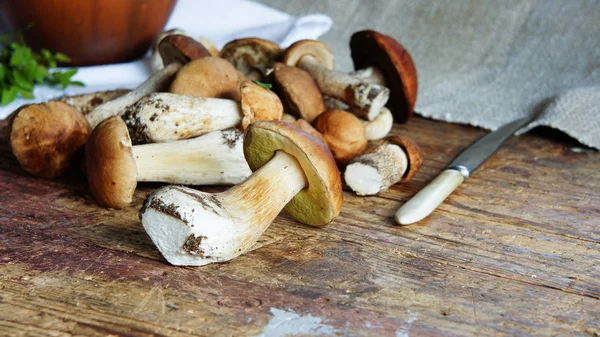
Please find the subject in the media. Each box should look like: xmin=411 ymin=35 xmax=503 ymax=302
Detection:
xmin=58 ymin=89 xmax=130 ymax=115
xmin=220 ymin=38 xmax=282 ymax=81
xmin=344 ymin=137 xmax=423 ymax=195
xmin=350 ymin=30 xmax=418 ymax=123
xmin=283 ymin=40 xmax=389 ymax=121
xmin=140 ymin=121 xmax=342 ymax=266
xmin=122 ymin=80 xmax=282 ymax=144
xmin=169 ymin=56 xmax=245 ymax=101
xmin=85 ymin=117 xmax=251 ymax=208
xmin=272 ymin=62 xmax=325 ymax=123
xmin=313 ymin=109 xmax=368 ymax=166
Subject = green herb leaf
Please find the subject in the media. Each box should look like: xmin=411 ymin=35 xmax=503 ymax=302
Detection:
xmin=252 ymin=80 xmax=273 ymax=90
xmin=0 ymin=31 xmax=85 ymax=105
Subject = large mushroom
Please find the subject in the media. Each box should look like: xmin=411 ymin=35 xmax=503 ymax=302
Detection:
xmin=313 ymin=109 xmax=368 ymax=166
xmin=85 ymin=117 xmax=251 ymax=209
xmin=140 ymin=121 xmax=343 ymax=266
xmin=220 ymin=38 xmax=282 ymax=81
xmin=5 ymin=37 xmax=208 ymax=178
xmin=271 ymin=62 xmax=325 ymax=123
xmin=122 ymin=80 xmax=282 ymax=144
xmin=350 ymin=30 xmax=418 ymax=123
xmin=344 ymin=137 xmax=422 ymax=196
xmin=282 ymin=40 xmax=389 ymax=121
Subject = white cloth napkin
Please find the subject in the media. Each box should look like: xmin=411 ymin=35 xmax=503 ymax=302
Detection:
xmin=0 ymin=0 xmax=332 ymax=119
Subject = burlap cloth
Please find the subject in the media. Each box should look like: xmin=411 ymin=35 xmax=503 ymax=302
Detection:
xmin=260 ymin=0 xmax=600 ymax=149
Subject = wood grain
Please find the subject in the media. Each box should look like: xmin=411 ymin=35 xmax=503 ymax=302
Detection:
xmin=1 ymin=117 xmax=599 ymax=336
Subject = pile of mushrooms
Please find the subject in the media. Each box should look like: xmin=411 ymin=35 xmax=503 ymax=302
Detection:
xmin=1 ymin=28 xmax=424 ymax=266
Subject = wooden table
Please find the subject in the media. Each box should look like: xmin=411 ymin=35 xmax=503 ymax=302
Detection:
xmin=1 ymin=117 xmax=598 ymax=336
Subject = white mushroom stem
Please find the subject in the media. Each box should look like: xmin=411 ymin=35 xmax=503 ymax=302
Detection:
xmin=133 ymin=129 xmax=251 ymax=185
xmin=298 ymin=55 xmax=389 ymax=121
xmin=141 ymin=150 xmax=307 ymax=266
xmin=122 ymin=93 xmax=243 ymax=144
xmin=344 ymin=142 xmax=408 ymax=196
xmin=86 ymin=62 xmax=182 ymax=128
xmin=349 ymin=66 xmax=387 ymax=86
xmin=362 ymin=107 xmax=394 ymax=141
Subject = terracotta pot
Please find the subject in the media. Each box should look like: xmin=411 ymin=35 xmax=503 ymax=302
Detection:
xmin=0 ymin=0 xmax=177 ymax=66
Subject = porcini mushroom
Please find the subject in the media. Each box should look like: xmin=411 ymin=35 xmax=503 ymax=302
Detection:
xmin=313 ymin=109 xmax=368 ymax=166
xmin=150 ymin=29 xmax=186 ymax=72
xmin=9 ymin=102 xmax=90 ymax=178
xmin=85 ymin=117 xmax=251 ymax=209
xmin=272 ymin=62 xmax=325 ymax=123
xmin=283 ymin=40 xmax=389 ymax=121
xmin=344 ymin=137 xmax=423 ymax=195
xmin=122 ymin=80 xmax=282 ymax=144
xmin=140 ymin=121 xmax=342 ymax=266
xmin=59 ymin=89 xmax=130 ymax=115
xmin=169 ymin=56 xmax=245 ymax=101
xmin=220 ymin=38 xmax=282 ymax=81
xmin=323 ymin=96 xmax=393 ymax=141
xmin=350 ymin=30 xmax=418 ymax=123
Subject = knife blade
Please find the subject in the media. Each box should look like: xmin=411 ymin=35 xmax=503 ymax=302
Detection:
xmin=395 ymin=115 xmax=535 ymax=225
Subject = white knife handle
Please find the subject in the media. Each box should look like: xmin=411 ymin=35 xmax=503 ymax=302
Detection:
xmin=395 ymin=169 xmax=465 ymax=225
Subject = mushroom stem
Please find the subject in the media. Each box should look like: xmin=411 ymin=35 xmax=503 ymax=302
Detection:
xmin=141 ymin=150 xmax=307 ymax=266
xmin=297 ymin=55 xmax=389 ymax=121
xmin=362 ymin=107 xmax=394 ymax=141
xmin=122 ymin=93 xmax=243 ymax=144
xmin=344 ymin=142 xmax=408 ymax=196
xmin=350 ymin=66 xmax=387 ymax=86
xmin=86 ymin=62 xmax=182 ymax=128
xmin=132 ymin=129 xmax=251 ymax=185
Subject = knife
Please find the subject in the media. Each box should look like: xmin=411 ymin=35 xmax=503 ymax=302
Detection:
xmin=395 ymin=115 xmax=535 ymax=225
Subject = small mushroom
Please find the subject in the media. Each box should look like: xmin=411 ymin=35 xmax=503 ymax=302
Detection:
xmin=220 ymin=38 xmax=282 ymax=81
xmin=344 ymin=136 xmax=423 ymax=195
xmin=9 ymin=102 xmax=90 ymax=178
xmin=122 ymin=80 xmax=282 ymax=144
xmin=150 ymin=29 xmax=186 ymax=72
xmin=169 ymin=56 xmax=245 ymax=101
xmin=283 ymin=40 xmax=389 ymax=121
xmin=313 ymin=109 xmax=368 ymax=166
xmin=140 ymin=121 xmax=342 ymax=266
xmin=271 ymin=62 xmax=325 ymax=123
xmin=58 ymin=89 xmax=130 ymax=115
xmin=350 ymin=30 xmax=418 ymax=123
xmin=323 ymin=96 xmax=393 ymax=141
xmin=85 ymin=117 xmax=251 ymax=208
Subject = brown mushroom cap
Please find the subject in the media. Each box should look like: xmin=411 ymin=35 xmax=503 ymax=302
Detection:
xmin=293 ymin=119 xmax=327 ymax=145
xmin=244 ymin=121 xmax=342 ymax=226
xmin=85 ymin=116 xmax=137 ymax=209
xmin=239 ymin=80 xmax=283 ymax=130
xmin=386 ymin=136 xmax=423 ymax=181
xmin=159 ymin=34 xmax=211 ymax=66
xmin=272 ymin=62 xmax=325 ymax=123
xmin=169 ymin=57 xmax=244 ymax=101
xmin=282 ymin=40 xmax=334 ymax=70
xmin=10 ymin=101 xmax=90 ymax=178
xmin=350 ymin=30 xmax=418 ymax=123
xmin=312 ymin=109 xmax=368 ymax=166
xmin=220 ymin=38 xmax=282 ymax=77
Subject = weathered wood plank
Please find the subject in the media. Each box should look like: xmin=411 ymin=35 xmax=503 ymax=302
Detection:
xmin=1 ymin=116 xmax=599 ymax=336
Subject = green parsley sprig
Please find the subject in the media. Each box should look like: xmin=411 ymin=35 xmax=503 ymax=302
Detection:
xmin=0 ymin=31 xmax=84 ymax=106
xmin=253 ymin=80 xmax=273 ymax=90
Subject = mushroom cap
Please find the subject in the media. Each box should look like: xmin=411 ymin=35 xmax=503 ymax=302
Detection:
xmin=312 ymin=109 xmax=368 ymax=166
xmin=244 ymin=121 xmax=342 ymax=226
xmin=158 ymin=34 xmax=211 ymax=66
xmin=386 ymin=136 xmax=423 ymax=181
xmin=169 ymin=57 xmax=244 ymax=101
xmin=85 ymin=116 xmax=137 ymax=209
xmin=350 ymin=30 xmax=418 ymax=123
xmin=293 ymin=119 xmax=327 ymax=145
xmin=220 ymin=37 xmax=282 ymax=77
xmin=10 ymin=101 xmax=90 ymax=178
xmin=240 ymin=80 xmax=283 ymax=130
xmin=272 ymin=62 xmax=325 ymax=123
xmin=282 ymin=40 xmax=334 ymax=70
